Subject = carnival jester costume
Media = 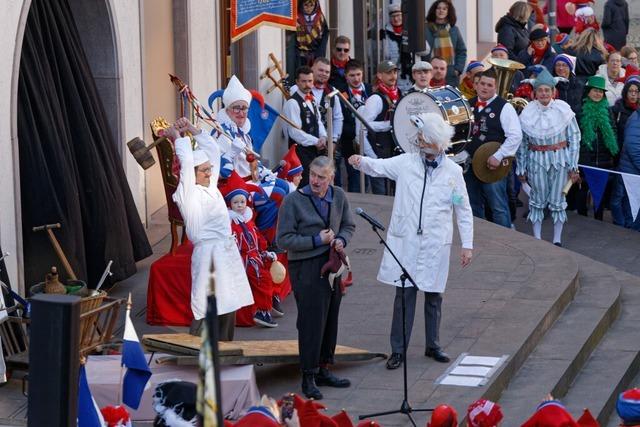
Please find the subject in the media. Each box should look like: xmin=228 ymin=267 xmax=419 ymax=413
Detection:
xmin=517 ymin=69 xmax=581 ymax=245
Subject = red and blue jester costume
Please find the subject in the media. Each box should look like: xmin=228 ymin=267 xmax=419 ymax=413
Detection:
xmin=220 ymin=171 xmax=278 ymax=327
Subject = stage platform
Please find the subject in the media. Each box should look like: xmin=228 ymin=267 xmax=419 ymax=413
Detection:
xmin=2 ymin=193 xmax=640 ymax=426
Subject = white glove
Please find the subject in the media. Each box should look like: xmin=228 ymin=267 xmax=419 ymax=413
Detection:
xmin=230 ymin=137 xmax=245 ymax=156
xmin=258 ymin=165 xmax=276 ymax=183
xmin=266 ymin=251 xmax=277 ymax=261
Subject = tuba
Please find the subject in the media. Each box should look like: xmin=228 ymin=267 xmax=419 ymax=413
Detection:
xmin=487 ymin=57 xmax=528 ymax=113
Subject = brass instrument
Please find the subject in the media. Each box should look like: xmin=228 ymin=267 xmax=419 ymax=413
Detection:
xmin=487 ymin=57 xmax=528 ymax=113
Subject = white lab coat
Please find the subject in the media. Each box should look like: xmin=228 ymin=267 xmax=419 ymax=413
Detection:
xmin=355 ymin=153 xmax=474 ymax=293
xmin=173 ymin=132 xmax=253 ymax=319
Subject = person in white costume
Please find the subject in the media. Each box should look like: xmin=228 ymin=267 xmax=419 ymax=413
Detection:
xmin=216 ymin=75 xmax=256 ymax=179
xmin=167 ymin=117 xmax=253 ymax=340
xmin=349 ymin=112 xmax=473 ymax=369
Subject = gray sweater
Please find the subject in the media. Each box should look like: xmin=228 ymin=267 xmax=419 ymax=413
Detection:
xmin=276 ymin=186 xmax=356 ymax=261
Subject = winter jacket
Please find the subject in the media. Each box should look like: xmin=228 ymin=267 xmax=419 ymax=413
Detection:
xmin=578 ymin=107 xmax=617 ymax=169
xmin=602 ymin=0 xmax=629 ymax=51
xmin=555 ymin=74 xmax=583 ymax=115
xmin=543 ymin=0 xmax=575 ymax=30
xmin=517 ymin=45 xmax=557 ymax=78
xmin=424 ymin=23 xmax=467 ymax=87
xmin=564 ymin=47 xmax=606 ymax=86
xmin=495 ymin=14 xmax=530 ymax=60
xmin=612 ymin=80 xmax=639 ymax=149
xmin=619 ymin=111 xmax=640 ymax=174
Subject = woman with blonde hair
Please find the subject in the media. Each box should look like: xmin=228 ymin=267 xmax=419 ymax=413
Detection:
xmin=495 ymin=1 xmax=531 ymax=59
xmin=564 ymin=28 xmax=607 ymax=86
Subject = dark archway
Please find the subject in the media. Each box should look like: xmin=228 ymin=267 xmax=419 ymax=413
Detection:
xmin=17 ymin=0 xmax=151 ymax=290
xmin=68 ymin=0 xmax=121 ymax=155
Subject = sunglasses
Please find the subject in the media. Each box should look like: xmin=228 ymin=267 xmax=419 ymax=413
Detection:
xmin=335 ymin=47 xmax=350 ymax=53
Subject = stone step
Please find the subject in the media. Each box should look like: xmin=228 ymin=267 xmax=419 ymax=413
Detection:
xmin=496 ymin=254 xmax=622 ymax=424
xmin=563 ymin=269 xmax=640 ymax=426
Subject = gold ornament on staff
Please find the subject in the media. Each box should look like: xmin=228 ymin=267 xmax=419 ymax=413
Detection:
xmin=260 ymin=53 xmax=291 ymax=100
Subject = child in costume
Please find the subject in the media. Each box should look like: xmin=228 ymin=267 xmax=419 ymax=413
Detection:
xmin=220 ymin=171 xmax=279 ymax=328
xmin=458 ymin=61 xmax=485 ymax=99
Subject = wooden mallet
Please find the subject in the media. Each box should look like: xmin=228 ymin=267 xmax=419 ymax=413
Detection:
xmin=32 ymin=223 xmax=77 ymax=280
xmin=127 ymin=136 xmax=168 ymax=170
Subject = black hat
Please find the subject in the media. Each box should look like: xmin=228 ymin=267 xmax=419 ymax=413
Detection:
xmin=153 ymin=381 xmax=198 ymax=427
xmin=529 ymin=28 xmax=548 ymax=41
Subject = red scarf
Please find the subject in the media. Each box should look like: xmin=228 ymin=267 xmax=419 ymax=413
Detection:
xmin=331 ymin=57 xmax=348 ymax=69
xmin=392 ymin=24 xmax=403 ymax=35
xmin=532 ymin=43 xmax=548 ymax=64
xmin=625 ymin=100 xmax=639 ymax=110
xmin=377 ymin=82 xmax=400 ymax=103
xmin=430 ymin=77 xmax=446 ymax=87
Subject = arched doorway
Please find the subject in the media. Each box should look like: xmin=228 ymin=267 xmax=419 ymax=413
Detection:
xmin=15 ymin=0 xmax=150 ymax=291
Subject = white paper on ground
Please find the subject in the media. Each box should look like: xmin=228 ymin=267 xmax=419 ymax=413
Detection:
xmin=439 ymin=375 xmax=484 ymax=387
xmin=450 ymin=365 xmax=492 ymax=377
xmin=460 ymin=355 xmax=501 ymax=366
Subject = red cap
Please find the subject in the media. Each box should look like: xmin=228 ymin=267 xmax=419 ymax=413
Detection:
xmin=356 ymin=421 xmax=381 ymax=427
xmin=277 ymin=144 xmax=303 ymax=180
xmin=428 ymin=404 xmax=458 ymax=427
xmin=331 ymin=410 xmax=354 ymax=427
xmin=521 ymin=401 xmax=579 ymax=427
xmin=298 ymin=399 xmax=338 ymax=427
xmin=467 ymin=399 xmax=504 ymax=427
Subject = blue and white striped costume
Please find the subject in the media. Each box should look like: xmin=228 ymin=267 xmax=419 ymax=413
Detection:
xmin=517 ymin=99 xmax=581 ymax=224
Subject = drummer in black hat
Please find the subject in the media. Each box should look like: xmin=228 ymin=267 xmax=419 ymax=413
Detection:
xmin=356 ymin=60 xmax=404 ymax=194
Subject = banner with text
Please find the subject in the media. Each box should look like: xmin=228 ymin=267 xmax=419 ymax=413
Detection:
xmin=231 ymin=0 xmax=297 ymax=42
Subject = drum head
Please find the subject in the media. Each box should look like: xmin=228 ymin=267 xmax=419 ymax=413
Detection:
xmin=392 ymin=86 xmax=472 ymax=155
xmin=392 ymin=92 xmax=443 ymax=154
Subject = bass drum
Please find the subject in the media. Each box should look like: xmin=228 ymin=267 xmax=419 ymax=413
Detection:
xmin=392 ymin=86 xmax=473 ymax=160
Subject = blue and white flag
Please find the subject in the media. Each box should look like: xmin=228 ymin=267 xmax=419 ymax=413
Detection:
xmin=78 ymin=364 xmax=106 ymax=427
xmin=122 ymin=313 xmax=152 ymax=410
xmin=248 ymin=99 xmax=279 ymax=154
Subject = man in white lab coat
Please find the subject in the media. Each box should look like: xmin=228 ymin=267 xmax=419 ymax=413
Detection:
xmin=349 ymin=112 xmax=473 ymax=369
xmin=167 ymin=117 xmax=253 ymax=340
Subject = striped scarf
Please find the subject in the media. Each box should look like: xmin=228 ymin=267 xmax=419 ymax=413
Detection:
xmin=429 ymin=23 xmax=454 ymax=65
xmin=296 ymin=5 xmax=326 ymax=53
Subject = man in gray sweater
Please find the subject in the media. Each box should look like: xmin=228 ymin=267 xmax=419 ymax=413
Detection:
xmin=276 ymin=156 xmax=356 ymax=400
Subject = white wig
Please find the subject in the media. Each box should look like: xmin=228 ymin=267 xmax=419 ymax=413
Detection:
xmin=414 ymin=112 xmax=454 ymax=151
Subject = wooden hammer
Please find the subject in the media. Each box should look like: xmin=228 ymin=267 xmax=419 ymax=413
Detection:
xmin=32 ymin=223 xmax=78 ymax=280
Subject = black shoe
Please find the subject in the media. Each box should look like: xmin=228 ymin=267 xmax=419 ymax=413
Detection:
xmin=554 ymin=242 xmax=562 ymax=247
xmin=272 ymin=295 xmax=284 ymax=317
xmin=425 ymin=348 xmax=450 ymax=363
xmin=315 ymin=367 xmax=351 ymax=388
xmin=302 ymin=373 xmax=323 ymax=400
xmin=386 ymin=352 xmax=403 ymax=370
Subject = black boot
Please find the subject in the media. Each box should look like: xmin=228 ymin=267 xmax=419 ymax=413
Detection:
xmin=301 ymin=372 xmax=323 ymax=400
xmin=315 ymin=367 xmax=351 ymax=388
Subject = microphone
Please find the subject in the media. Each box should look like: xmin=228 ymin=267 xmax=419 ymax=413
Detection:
xmin=355 ymin=208 xmax=386 ymax=231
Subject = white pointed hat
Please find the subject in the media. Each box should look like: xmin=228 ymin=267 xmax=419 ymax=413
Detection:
xmin=192 ymin=149 xmax=209 ymax=166
xmin=222 ymin=75 xmax=252 ymax=107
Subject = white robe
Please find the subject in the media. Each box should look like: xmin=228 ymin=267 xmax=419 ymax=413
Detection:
xmin=172 ymin=132 xmax=253 ymax=319
xmin=355 ymin=153 xmax=473 ymax=293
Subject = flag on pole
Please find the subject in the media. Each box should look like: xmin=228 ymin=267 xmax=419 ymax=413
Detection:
xmin=622 ymin=173 xmax=640 ymax=221
xmin=197 ymin=262 xmax=224 ymax=426
xmin=78 ymin=364 xmax=106 ymax=427
xmin=122 ymin=298 xmax=152 ymax=410
xmin=248 ymin=99 xmax=279 ymax=154
xmin=581 ymin=167 xmax=610 ymax=211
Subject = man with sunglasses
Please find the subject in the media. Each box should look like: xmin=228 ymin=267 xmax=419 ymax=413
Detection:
xmin=329 ymin=35 xmax=351 ymax=92
xmin=217 ymin=75 xmax=256 ymax=179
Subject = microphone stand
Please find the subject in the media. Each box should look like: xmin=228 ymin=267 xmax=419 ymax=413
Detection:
xmin=359 ymin=224 xmax=433 ymax=427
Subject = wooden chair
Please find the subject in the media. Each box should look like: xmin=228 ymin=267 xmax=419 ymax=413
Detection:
xmin=151 ymin=127 xmax=187 ymax=255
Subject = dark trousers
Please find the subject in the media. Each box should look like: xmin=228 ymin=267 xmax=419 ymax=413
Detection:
xmin=464 ymin=169 xmax=512 ymax=228
xmin=296 ymin=145 xmax=326 ymax=188
xmin=389 ymin=286 xmax=442 ymax=354
xmin=289 ymin=252 xmax=343 ymax=373
xmin=189 ymin=311 xmax=235 ymax=341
